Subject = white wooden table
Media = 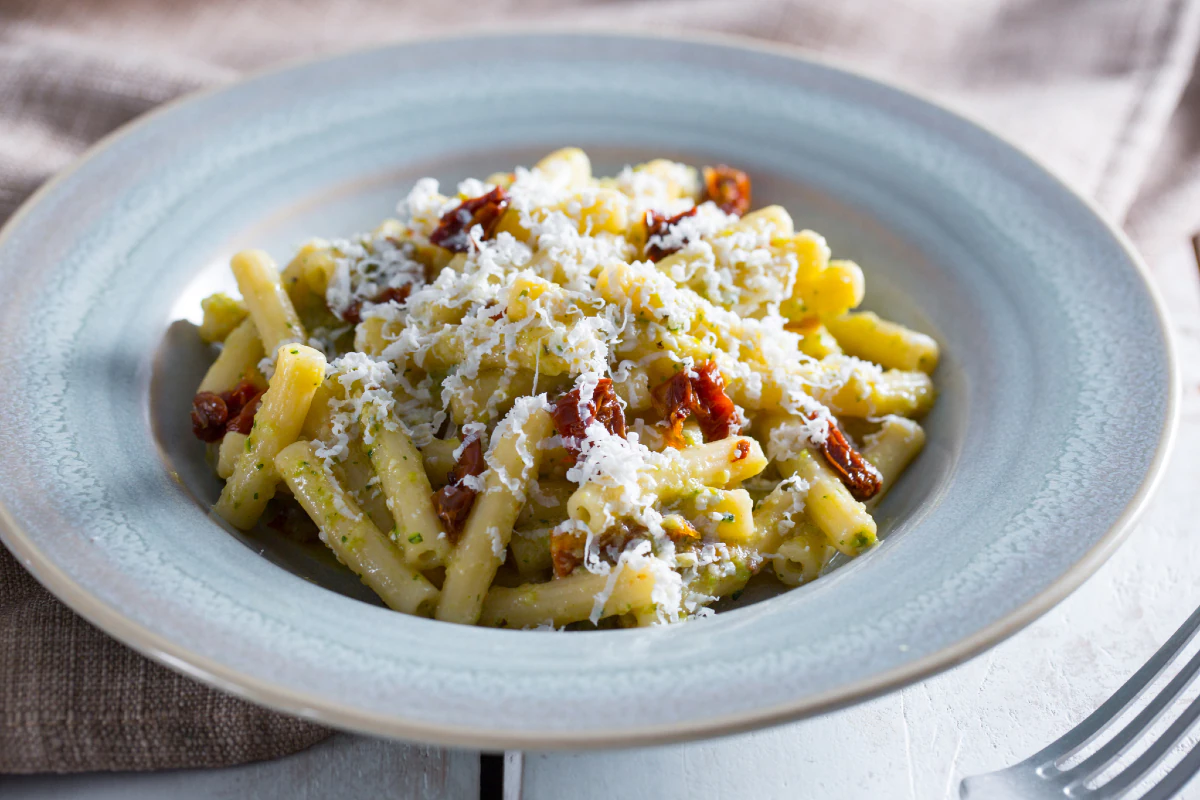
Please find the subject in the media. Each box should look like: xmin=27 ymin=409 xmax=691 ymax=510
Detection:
xmin=4 ymin=241 xmax=1197 ymax=798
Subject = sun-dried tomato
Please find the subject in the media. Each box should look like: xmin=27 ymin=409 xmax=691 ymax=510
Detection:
xmin=703 ymin=165 xmax=752 ymax=216
xmin=550 ymin=521 xmax=645 ymax=579
xmin=817 ymin=418 xmax=882 ymax=502
xmin=191 ymin=392 xmax=228 ymax=442
xmin=550 ymin=396 xmax=587 ymax=449
xmin=429 ymin=187 xmax=510 ymax=252
xmin=191 ymin=379 xmax=266 ymax=442
xmin=650 ymin=362 xmax=740 ymax=447
xmin=690 ymin=362 xmax=740 ymax=442
xmin=664 ymin=518 xmax=701 ymax=545
xmin=376 ymin=285 xmax=413 ymax=306
xmin=451 ymin=435 xmax=486 ymax=483
xmin=350 ymin=303 xmax=376 ymax=324
xmin=339 ymin=283 xmax=414 ymax=324
xmin=551 ymin=378 xmax=626 ymax=463
xmin=733 ymin=440 xmax=751 ymax=462
xmin=225 ymin=391 xmax=264 ymax=435
xmin=432 ymin=435 xmax=486 ymax=541
xmin=340 ymin=302 xmax=364 ymax=325
xmin=783 ymin=317 xmax=822 ymax=336
xmin=643 ymin=206 xmax=698 ymax=262
xmin=650 ymin=371 xmax=694 ymax=449
xmin=591 ymin=379 xmax=626 ymax=439
xmin=550 ymin=516 xmax=706 ymax=578
xmin=224 ymin=380 xmax=260 ymax=414
xmin=432 ymin=484 xmax=476 ymax=541
xmin=549 ymin=528 xmax=586 ymax=578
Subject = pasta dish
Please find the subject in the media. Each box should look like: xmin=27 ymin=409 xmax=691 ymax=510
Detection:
xmin=188 ymin=148 xmax=937 ymax=628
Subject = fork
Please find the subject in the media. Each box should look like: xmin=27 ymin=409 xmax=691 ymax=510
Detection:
xmin=960 ymin=605 xmax=1200 ymax=798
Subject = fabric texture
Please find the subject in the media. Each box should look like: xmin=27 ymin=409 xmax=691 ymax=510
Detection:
xmin=0 ymin=553 xmax=330 ymax=773
xmin=2 ymin=0 xmax=1199 ymax=774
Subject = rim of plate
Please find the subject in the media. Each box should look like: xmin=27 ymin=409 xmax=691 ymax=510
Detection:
xmin=0 ymin=28 xmax=1181 ymax=748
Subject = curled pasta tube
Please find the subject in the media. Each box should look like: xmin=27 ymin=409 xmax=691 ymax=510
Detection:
xmin=825 ymin=312 xmax=939 ymax=374
xmin=335 ymin=438 xmax=395 ymax=534
xmin=216 ymin=432 xmax=247 ymax=480
xmin=436 ymin=405 xmax=555 ymax=625
xmin=479 ymin=564 xmax=657 ymax=628
xmin=509 ymin=528 xmax=553 ymax=579
xmin=215 ymin=344 xmax=326 ymax=530
xmin=780 ymin=357 xmax=935 ymax=418
xmin=275 ymin=440 xmax=440 ymax=617
xmin=231 ymin=249 xmax=307 ymax=354
xmin=749 ymin=481 xmax=805 ymax=556
xmin=862 ymin=416 xmax=926 ymax=507
xmin=533 ymin=147 xmax=592 ymax=190
xmin=567 ymin=437 xmax=767 ymax=534
xmin=775 ymin=229 xmax=864 ymax=320
xmin=773 ymin=523 xmax=834 ymax=587
xmin=198 ymin=293 xmax=248 ymax=343
xmin=360 ymin=403 xmax=453 ymax=570
xmin=198 ymin=318 xmax=265 ymax=393
xmin=776 ymin=448 xmax=876 ymax=557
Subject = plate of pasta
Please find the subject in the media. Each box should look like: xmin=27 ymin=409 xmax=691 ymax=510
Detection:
xmin=0 ymin=32 xmax=1176 ymax=747
xmin=192 ymin=149 xmax=937 ymax=627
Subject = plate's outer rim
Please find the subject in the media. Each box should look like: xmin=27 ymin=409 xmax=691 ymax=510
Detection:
xmin=0 ymin=29 xmax=1180 ymax=749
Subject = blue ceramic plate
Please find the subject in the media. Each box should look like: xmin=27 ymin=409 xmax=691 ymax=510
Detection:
xmin=0 ymin=32 xmax=1177 ymax=748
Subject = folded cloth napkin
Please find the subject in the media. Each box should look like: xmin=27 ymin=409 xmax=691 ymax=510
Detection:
xmin=2 ymin=0 xmax=1198 ymax=774
xmin=0 ymin=556 xmax=330 ymax=773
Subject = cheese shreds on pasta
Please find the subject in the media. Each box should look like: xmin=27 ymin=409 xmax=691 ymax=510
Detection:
xmin=192 ymin=148 xmax=938 ymax=628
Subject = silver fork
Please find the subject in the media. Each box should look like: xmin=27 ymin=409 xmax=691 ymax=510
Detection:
xmin=960 ymin=605 xmax=1200 ymax=798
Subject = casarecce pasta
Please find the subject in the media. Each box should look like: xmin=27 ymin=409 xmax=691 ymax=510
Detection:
xmin=188 ymin=148 xmax=938 ymax=628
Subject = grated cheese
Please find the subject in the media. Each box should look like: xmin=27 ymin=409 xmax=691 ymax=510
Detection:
xmin=205 ymin=150 xmax=932 ymax=629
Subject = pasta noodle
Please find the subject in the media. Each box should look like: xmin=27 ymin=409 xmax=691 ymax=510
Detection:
xmin=230 ymin=249 xmax=307 ymax=355
xmin=198 ymin=318 xmax=265 ymax=393
xmin=214 ymin=344 xmax=326 ymax=530
xmin=361 ymin=403 xmax=452 ymax=569
xmin=275 ymin=440 xmax=440 ymax=616
xmin=436 ymin=404 xmax=554 ymax=625
xmin=187 ymin=149 xmax=937 ymax=627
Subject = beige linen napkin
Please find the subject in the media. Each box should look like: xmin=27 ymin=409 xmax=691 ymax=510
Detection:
xmin=2 ymin=0 xmax=1198 ymax=773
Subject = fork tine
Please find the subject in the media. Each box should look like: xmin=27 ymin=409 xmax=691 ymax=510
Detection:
xmin=1139 ymin=732 xmax=1200 ymax=800
xmin=1055 ymin=639 xmax=1200 ymax=784
xmin=1023 ymin=605 xmax=1200 ymax=767
xmin=1079 ymin=689 xmax=1200 ymax=798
